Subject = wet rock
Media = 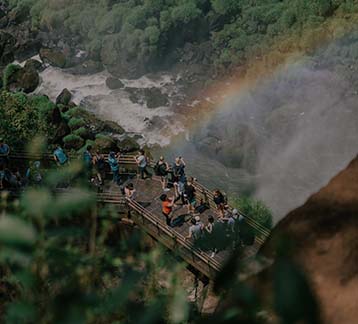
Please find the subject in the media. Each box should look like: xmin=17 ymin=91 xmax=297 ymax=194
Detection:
xmin=39 ymin=48 xmax=66 ymax=68
xmin=106 ymin=77 xmax=124 ymax=90
xmin=125 ymin=87 xmax=144 ymax=105
xmin=101 ymin=120 xmax=125 ymax=135
xmin=144 ymin=87 xmax=169 ymax=108
xmin=56 ymin=88 xmax=72 ymax=106
xmin=0 ymin=31 xmax=16 ymax=66
xmin=65 ymin=60 xmax=103 ymax=75
xmin=24 ymin=59 xmax=43 ymax=71
xmin=117 ymin=136 xmax=140 ymax=153
xmin=126 ymin=87 xmax=169 ymax=108
xmin=94 ymin=134 xmax=118 ymax=152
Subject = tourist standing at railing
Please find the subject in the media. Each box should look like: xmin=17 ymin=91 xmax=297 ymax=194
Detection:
xmin=93 ymin=151 xmax=106 ymax=186
xmin=160 ymin=193 xmax=175 ymax=226
xmin=184 ymin=177 xmax=196 ymax=214
xmin=108 ymin=151 xmax=121 ymax=185
xmin=213 ymin=189 xmax=226 ymax=218
xmin=186 ymin=217 xmax=203 ymax=241
xmin=205 ymin=215 xmax=218 ymax=258
xmin=53 ymin=145 xmax=68 ymax=166
xmin=135 ymin=149 xmax=151 ymax=180
xmin=172 ymin=157 xmax=186 ymax=203
xmin=83 ymin=145 xmax=93 ymax=179
xmin=154 ymin=156 xmax=170 ymax=191
xmin=0 ymin=138 xmax=10 ymax=167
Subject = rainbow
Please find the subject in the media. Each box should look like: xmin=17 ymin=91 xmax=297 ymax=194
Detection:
xmin=179 ymin=11 xmax=358 ymax=134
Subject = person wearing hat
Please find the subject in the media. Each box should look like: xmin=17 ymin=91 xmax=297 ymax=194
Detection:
xmin=108 ymin=151 xmax=121 ymax=185
xmin=186 ymin=217 xmax=204 ymax=241
xmin=0 ymin=137 xmax=10 ymax=167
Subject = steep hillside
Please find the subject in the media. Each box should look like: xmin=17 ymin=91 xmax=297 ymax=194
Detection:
xmin=261 ymin=154 xmax=358 ymax=323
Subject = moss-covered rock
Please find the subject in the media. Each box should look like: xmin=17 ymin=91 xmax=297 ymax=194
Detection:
xmin=3 ymin=63 xmax=40 ymax=93
xmin=68 ymin=117 xmax=86 ymax=130
xmin=63 ymin=134 xmax=84 ymax=150
xmin=102 ymin=120 xmax=125 ymax=134
xmin=73 ymin=126 xmax=94 ymax=140
xmin=39 ymin=48 xmax=66 ymax=68
xmin=94 ymin=134 xmax=118 ymax=151
xmin=117 ymin=136 xmax=140 ymax=153
xmin=56 ymin=88 xmax=72 ymax=105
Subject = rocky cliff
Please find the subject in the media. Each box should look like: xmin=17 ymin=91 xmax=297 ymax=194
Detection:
xmin=260 ymin=154 xmax=358 ymax=323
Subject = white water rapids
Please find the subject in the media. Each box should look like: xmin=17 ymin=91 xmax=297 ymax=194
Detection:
xmin=35 ymin=65 xmax=186 ymax=146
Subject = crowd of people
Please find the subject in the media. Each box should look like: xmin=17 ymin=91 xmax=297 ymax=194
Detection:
xmin=1 ymin=140 xmax=253 ymax=257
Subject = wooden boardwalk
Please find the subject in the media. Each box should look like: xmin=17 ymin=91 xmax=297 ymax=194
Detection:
xmin=8 ymin=152 xmax=271 ymax=280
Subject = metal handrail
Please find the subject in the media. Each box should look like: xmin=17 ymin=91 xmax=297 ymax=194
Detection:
xmin=10 ymin=151 xmax=271 ymax=239
xmin=126 ymin=198 xmax=222 ymax=271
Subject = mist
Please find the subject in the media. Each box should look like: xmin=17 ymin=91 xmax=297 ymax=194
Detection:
xmin=192 ymin=41 xmax=358 ymax=222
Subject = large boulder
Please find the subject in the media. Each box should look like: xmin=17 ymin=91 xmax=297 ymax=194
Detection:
xmin=101 ymin=120 xmax=125 ymax=135
xmin=144 ymin=87 xmax=169 ymax=108
xmin=125 ymin=87 xmax=169 ymax=108
xmin=106 ymin=77 xmax=124 ymax=90
xmin=24 ymin=59 xmax=43 ymax=71
xmin=56 ymin=88 xmax=72 ymax=106
xmin=117 ymin=136 xmax=140 ymax=153
xmin=39 ymin=48 xmax=66 ymax=68
xmin=94 ymin=134 xmax=118 ymax=152
xmin=5 ymin=64 xmax=39 ymax=93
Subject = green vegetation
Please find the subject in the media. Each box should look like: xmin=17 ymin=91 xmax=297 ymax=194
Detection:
xmin=0 ymin=91 xmax=55 ymax=148
xmin=231 ymin=196 xmax=273 ymax=232
xmin=2 ymin=64 xmax=21 ymax=89
xmin=8 ymin=0 xmax=358 ymax=73
xmin=68 ymin=116 xmax=86 ymax=130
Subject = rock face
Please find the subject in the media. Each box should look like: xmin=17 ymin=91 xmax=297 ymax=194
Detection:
xmin=261 ymin=155 xmax=358 ymax=324
xmin=39 ymin=48 xmax=66 ymax=68
xmin=56 ymin=88 xmax=72 ymax=106
xmin=106 ymin=77 xmax=124 ymax=90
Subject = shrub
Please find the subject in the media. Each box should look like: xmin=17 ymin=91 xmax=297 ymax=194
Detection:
xmin=3 ymin=64 xmax=21 ymax=89
xmin=68 ymin=117 xmax=86 ymax=130
xmin=73 ymin=126 xmax=88 ymax=138
xmin=63 ymin=133 xmax=84 ymax=150
xmin=230 ymin=196 xmax=273 ymax=234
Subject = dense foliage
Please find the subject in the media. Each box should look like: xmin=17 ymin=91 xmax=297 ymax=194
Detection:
xmin=8 ymin=0 xmax=358 ymax=73
xmin=0 ymin=91 xmax=55 ymax=148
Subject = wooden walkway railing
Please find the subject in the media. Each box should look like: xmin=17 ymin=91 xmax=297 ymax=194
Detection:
xmin=8 ymin=151 xmax=272 ymax=279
